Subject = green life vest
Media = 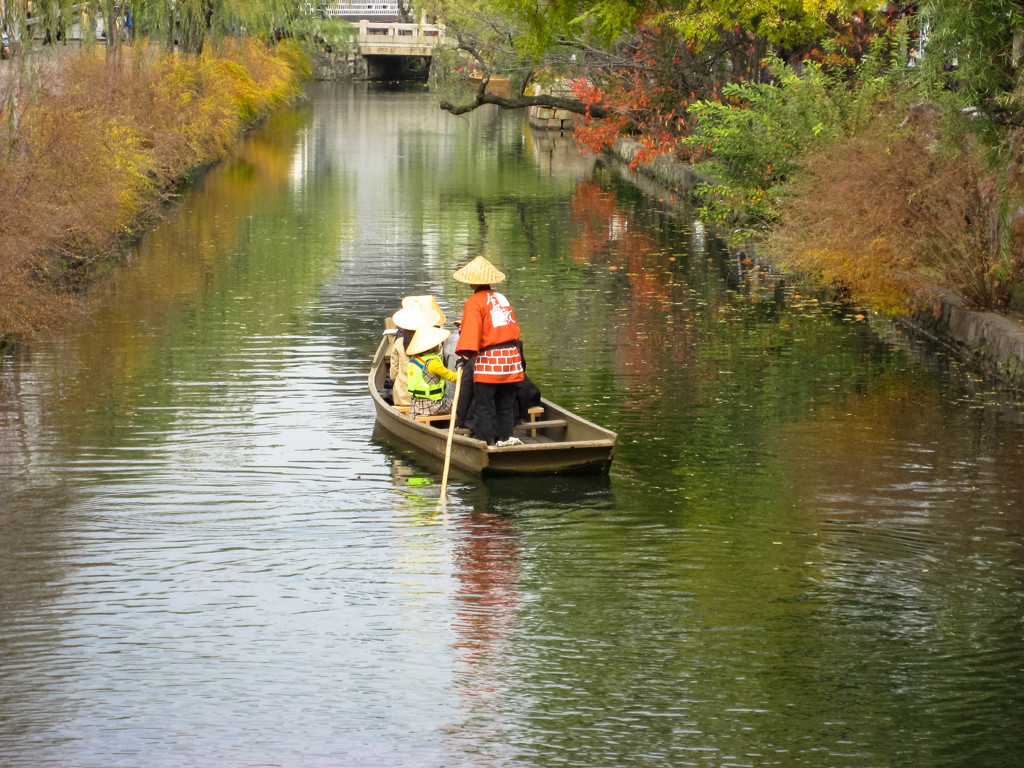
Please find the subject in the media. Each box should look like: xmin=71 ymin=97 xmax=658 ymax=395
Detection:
xmin=408 ymin=354 xmax=445 ymax=400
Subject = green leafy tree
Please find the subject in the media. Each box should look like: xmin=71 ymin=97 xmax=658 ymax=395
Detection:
xmin=422 ymin=0 xmax=639 ymax=116
xmin=918 ymin=0 xmax=1024 ymax=128
xmin=684 ymin=37 xmax=908 ymax=228
xmin=426 ymin=0 xmax=865 ymax=147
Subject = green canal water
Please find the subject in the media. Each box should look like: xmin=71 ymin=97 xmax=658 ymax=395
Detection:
xmin=2 ymin=82 xmax=1024 ymax=767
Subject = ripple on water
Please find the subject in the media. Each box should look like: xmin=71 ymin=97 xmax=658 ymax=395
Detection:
xmin=4 ymin=84 xmax=1024 ymax=768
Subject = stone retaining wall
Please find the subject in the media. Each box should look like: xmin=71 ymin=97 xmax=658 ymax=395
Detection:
xmin=610 ymin=138 xmax=703 ymax=192
xmin=897 ymin=289 xmax=1024 ymax=390
xmin=311 ymin=51 xmax=365 ymax=80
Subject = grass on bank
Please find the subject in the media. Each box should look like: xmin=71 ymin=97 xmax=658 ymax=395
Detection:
xmin=0 ymin=39 xmax=309 ymax=341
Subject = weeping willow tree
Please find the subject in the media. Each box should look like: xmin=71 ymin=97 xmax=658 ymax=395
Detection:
xmin=2 ymin=0 xmax=312 ymax=155
xmin=0 ymin=0 xmax=309 ymax=57
xmin=125 ymin=0 xmax=307 ymax=55
xmin=917 ymin=0 xmax=1024 ymax=128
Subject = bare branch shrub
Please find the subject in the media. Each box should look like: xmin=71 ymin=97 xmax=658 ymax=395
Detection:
xmin=767 ymin=105 xmax=1024 ymax=313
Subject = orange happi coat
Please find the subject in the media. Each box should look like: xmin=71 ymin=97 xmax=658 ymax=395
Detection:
xmin=455 ymin=288 xmax=520 ymax=355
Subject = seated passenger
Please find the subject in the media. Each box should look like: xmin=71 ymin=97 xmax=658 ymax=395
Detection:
xmin=439 ymin=316 xmax=475 ymax=428
xmin=390 ymin=301 xmax=443 ymax=408
xmin=440 ymin=316 xmax=461 ymax=372
xmin=406 ymin=325 xmax=458 ymax=419
xmin=403 ymin=295 xmax=448 ymax=326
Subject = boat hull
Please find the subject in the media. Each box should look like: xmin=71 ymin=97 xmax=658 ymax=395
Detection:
xmin=369 ymin=337 xmax=615 ymax=476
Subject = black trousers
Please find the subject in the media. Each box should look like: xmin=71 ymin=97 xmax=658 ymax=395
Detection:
xmin=455 ymin=360 xmax=475 ymax=430
xmin=471 ymin=381 xmax=517 ymax=444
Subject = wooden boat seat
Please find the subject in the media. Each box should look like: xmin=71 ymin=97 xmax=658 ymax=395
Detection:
xmin=514 ymin=418 xmax=567 ymax=433
xmin=415 ymin=413 xmax=453 ymax=425
xmin=393 ymin=404 xmax=450 ymax=426
xmin=417 ymin=407 xmax=552 ymax=430
xmin=521 ymin=405 xmax=546 ymax=438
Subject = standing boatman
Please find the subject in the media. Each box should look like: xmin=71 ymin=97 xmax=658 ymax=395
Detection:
xmin=452 ymin=256 xmax=525 ymax=447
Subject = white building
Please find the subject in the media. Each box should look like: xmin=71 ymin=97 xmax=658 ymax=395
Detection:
xmin=323 ymin=1 xmax=401 ymax=20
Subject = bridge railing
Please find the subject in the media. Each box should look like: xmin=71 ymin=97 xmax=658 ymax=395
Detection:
xmin=356 ymin=20 xmax=446 ymax=49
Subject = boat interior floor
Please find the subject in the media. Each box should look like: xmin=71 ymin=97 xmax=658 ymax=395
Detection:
xmin=447 ymin=426 xmax=557 ymax=445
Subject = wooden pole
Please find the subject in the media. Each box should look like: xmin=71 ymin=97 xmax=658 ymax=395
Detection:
xmin=439 ymin=366 xmax=463 ymax=506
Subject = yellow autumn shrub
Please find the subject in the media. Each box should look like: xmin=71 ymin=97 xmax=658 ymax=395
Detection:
xmin=0 ymin=39 xmax=309 ymax=339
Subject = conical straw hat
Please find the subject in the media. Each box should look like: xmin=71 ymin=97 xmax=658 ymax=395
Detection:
xmin=406 ymin=325 xmax=451 ymax=356
xmin=452 ymin=255 xmax=505 ymax=285
xmin=392 ymin=303 xmax=441 ymax=331
xmin=402 ymin=295 xmax=447 ymax=325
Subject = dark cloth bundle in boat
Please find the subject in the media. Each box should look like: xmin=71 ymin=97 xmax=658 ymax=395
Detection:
xmin=515 ymin=375 xmax=541 ymax=422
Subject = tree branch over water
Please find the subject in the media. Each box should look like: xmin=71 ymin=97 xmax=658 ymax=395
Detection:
xmin=439 ymin=91 xmax=611 ymax=118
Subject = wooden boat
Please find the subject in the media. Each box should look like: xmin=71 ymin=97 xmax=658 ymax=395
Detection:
xmin=369 ymin=335 xmax=616 ymax=475
xmin=468 ymin=71 xmax=512 ymax=98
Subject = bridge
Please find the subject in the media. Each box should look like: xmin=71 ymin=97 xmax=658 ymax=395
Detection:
xmin=352 ymin=20 xmax=447 ymax=79
xmin=355 ymin=20 xmax=445 ymax=57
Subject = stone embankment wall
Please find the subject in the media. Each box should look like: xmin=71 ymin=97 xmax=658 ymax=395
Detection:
xmin=899 ymin=289 xmax=1024 ymax=390
xmin=311 ymin=51 xmax=366 ymax=80
xmin=612 ymin=137 xmax=1024 ymax=391
xmin=610 ymin=138 xmax=703 ymax=192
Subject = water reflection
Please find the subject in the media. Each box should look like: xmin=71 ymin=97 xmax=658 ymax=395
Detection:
xmin=448 ymin=506 xmax=522 ymax=751
xmin=525 ymin=125 xmax=597 ymax=181
xmin=2 ymin=83 xmax=1024 ymax=768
